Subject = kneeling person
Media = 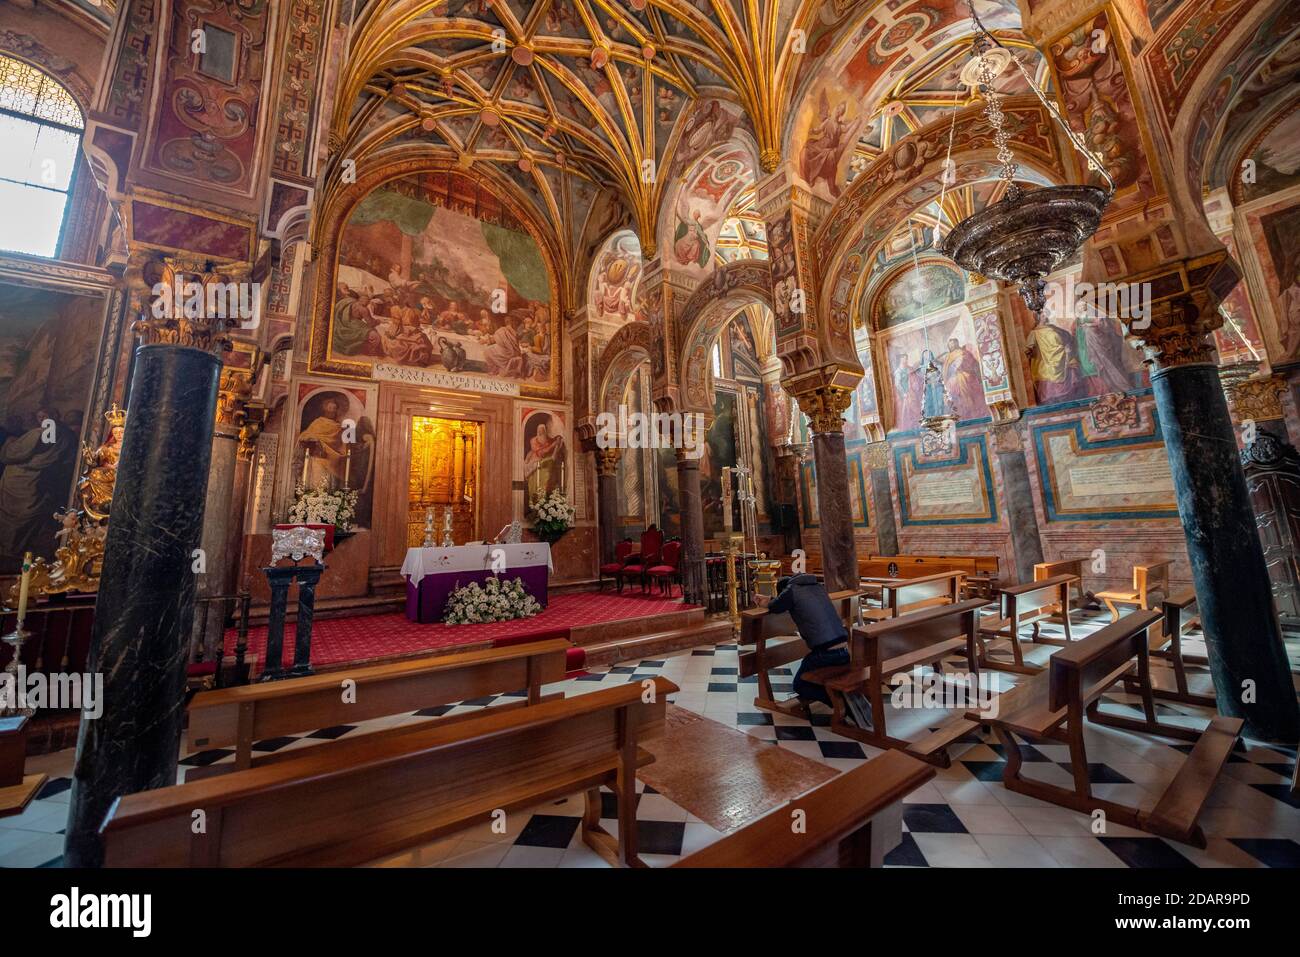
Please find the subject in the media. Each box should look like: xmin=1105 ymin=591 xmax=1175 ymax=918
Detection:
xmin=756 ymin=574 xmax=849 ymax=708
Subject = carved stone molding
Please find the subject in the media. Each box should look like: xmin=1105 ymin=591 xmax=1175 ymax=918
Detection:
xmin=793 ymin=386 xmax=853 ymax=436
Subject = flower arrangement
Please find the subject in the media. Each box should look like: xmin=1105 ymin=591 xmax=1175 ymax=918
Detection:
xmin=530 ymin=488 xmax=575 ymax=544
xmin=288 ymin=480 xmax=359 ymax=533
xmin=443 ymin=576 xmax=541 ymax=625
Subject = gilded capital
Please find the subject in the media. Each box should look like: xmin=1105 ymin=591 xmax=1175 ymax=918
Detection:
xmin=127 ymin=253 xmax=249 ymax=356
xmin=1220 ymin=363 xmax=1286 ymax=423
xmin=216 ymin=369 xmax=252 ymax=432
xmin=1122 ymin=254 xmax=1234 ymax=373
xmin=794 ymin=386 xmax=853 ymax=436
xmin=594 ymin=446 xmax=623 ymax=477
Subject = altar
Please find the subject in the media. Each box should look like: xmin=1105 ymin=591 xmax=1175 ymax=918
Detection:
xmin=400 ymin=543 xmax=552 ymax=623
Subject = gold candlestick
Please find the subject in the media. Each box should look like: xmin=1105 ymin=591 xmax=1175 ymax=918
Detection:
xmin=2 ymin=554 xmax=32 ymax=716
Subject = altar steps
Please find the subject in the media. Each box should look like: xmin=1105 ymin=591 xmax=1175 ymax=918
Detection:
xmin=579 ymin=617 xmax=735 ymax=670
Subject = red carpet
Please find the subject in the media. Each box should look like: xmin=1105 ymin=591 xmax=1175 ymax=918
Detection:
xmin=223 ymin=591 xmax=696 ymax=672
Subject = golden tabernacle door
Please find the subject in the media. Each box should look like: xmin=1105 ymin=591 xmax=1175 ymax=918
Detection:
xmin=408 ymin=416 xmax=482 ymax=546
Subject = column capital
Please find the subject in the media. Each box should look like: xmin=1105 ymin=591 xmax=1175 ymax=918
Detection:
xmin=1122 ymin=252 xmax=1238 ymax=373
xmin=990 ymin=421 xmax=1025 ymax=454
xmin=593 ymin=446 xmax=623 ymax=477
xmin=237 ymin=403 xmax=269 ymax=461
xmin=864 ymin=440 xmax=891 ymax=472
xmin=126 ymin=252 xmax=249 ymax=356
xmin=1220 ymin=362 xmax=1287 ymax=423
xmin=216 ymin=368 xmax=253 ymax=434
xmin=793 ymin=385 xmax=853 ymax=436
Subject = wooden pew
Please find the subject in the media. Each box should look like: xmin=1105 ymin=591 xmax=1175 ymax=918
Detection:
xmin=860 ymin=570 xmax=966 ymax=622
xmin=1124 ymin=590 xmax=1213 ymax=707
xmin=968 ymin=609 xmax=1242 ymax=848
xmin=103 ymin=676 xmax=678 ymax=868
xmin=861 ymin=553 xmax=1000 ymax=599
xmin=1095 ymin=560 xmax=1172 ymax=622
xmin=1034 ymin=558 xmax=1092 ymax=611
xmin=186 ymin=638 xmax=569 ymax=775
xmin=976 ymin=574 xmax=1077 ymax=674
xmin=809 ymin=598 xmax=989 ymax=767
xmin=738 ymin=590 xmax=861 ymax=719
xmin=672 ymin=751 xmax=934 ymax=867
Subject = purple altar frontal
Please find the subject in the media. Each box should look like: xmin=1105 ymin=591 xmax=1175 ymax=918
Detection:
xmin=400 ymin=543 xmax=552 ymax=624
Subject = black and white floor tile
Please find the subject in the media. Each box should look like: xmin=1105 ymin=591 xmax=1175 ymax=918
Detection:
xmin=3 ymin=609 xmax=1297 ymax=868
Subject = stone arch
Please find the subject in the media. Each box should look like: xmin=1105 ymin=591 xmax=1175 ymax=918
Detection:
xmin=675 ymin=260 xmax=774 ymax=414
xmin=1163 ymin=0 xmax=1300 ymax=251
xmin=594 ymin=321 xmax=655 ymax=418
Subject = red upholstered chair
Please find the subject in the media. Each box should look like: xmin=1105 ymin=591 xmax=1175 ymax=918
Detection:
xmin=648 ymin=540 xmax=683 ymax=596
xmin=621 ymin=527 xmax=664 ymax=594
xmin=599 ymin=538 xmax=635 ymax=591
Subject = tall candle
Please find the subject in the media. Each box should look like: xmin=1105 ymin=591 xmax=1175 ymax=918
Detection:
xmin=344 ymin=447 xmax=352 ymax=489
xmin=300 ymin=450 xmax=310 ymax=487
xmin=16 ymin=552 xmax=31 ymax=624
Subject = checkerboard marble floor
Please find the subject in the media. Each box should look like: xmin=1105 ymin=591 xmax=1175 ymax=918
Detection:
xmin=3 ymin=609 xmax=1298 ymax=868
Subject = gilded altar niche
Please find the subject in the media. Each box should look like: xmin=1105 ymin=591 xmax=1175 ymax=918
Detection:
xmin=407 ymin=416 xmax=482 ymax=547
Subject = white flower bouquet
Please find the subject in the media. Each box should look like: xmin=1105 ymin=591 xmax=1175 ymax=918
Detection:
xmin=443 ymin=575 xmax=542 ymax=625
xmin=530 ymin=488 xmax=575 ymax=543
xmin=288 ymin=480 xmax=359 ymax=533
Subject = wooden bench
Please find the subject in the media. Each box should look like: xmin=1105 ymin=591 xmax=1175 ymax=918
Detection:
xmin=1095 ymin=561 xmax=1172 ymax=622
xmin=807 ymin=598 xmax=988 ymax=767
xmin=1034 ymin=558 xmax=1092 ymax=611
xmin=672 ymin=750 xmax=935 ymax=867
xmin=103 ymin=676 xmax=678 ymax=868
xmin=862 ymin=554 xmax=999 ymax=599
xmin=859 ymin=570 xmax=966 ymax=622
xmin=186 ymin=638 xmax=569 ymax=776
xmin=1121 ymin=589 xmax=1214 ymax=707
xmin=977 ymin=574 xmax=1078 ymax=674
xmin=968 ymin=609 xmax=1242 ymax=848
xmin=738 ymin=590 xmax=861 ymax=719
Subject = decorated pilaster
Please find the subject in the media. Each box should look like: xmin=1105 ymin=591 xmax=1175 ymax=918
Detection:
xmin=675 ymin=445 xmax=707 ymax=604
xmin=863 ymin=440 xmax=898 ymax=557
xmin=594 ymin=447 xmax=623 ymax=567
xmin=1125 ymin=253 xmax=1299 ymax=742
xmin=795 ymin=386 xmax=858 ymax=593
xmin=990 ymin=420 xmax=1044 ymax=584
xmin=65 ymin=256 xmax=231 ymax=867
xmin=191 ymin=368 xmax=252 ymax=665
xmin=1220 ymin=364 xmax=1300 ymax=629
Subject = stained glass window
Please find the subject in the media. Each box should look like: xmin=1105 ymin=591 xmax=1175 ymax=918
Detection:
xmin=0 ymin=55 xmax=85 ymax=258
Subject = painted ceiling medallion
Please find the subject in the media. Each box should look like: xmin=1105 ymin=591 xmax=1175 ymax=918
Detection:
xmin=480 ymin=109 xmax=500 ymax=127
xmin=511 ymin=46 xmax=533 ymax=66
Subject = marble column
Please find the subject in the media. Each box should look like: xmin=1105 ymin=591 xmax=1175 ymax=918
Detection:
xmin=797 ymin=387 xmax=858 ymax=594
xmin=64 ymin=341 xmax=223 ymax=866
xmin=676 ymin=449 xmax=706 ymax=603
xmin=595 ymin=448 xmax=622 ymax=565
xmin=864 ymin=441 xmax=898 ymax=556
xmin=1128 ymin=263 xmax=1299 ymax=742
xmin=990 ymin=422 xmax=1044 ymax=584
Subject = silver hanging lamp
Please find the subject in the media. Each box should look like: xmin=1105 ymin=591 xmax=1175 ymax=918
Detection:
xmin=938 ymin=2 xmax=1115 ymax=316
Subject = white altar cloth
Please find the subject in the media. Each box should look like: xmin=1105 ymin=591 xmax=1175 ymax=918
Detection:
xmin=400 ymin=542 xmax=553 ymax=587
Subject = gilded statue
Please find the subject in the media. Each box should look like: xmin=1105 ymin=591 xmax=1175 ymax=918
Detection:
xmin=5 ymin=404 xmax=125 ymax=607
xmin=78 ymin=406 xmax=126 ymax=521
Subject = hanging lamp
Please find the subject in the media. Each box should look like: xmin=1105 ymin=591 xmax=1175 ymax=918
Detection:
xmin=937 ymin=1 xmax=1115 ymax=316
